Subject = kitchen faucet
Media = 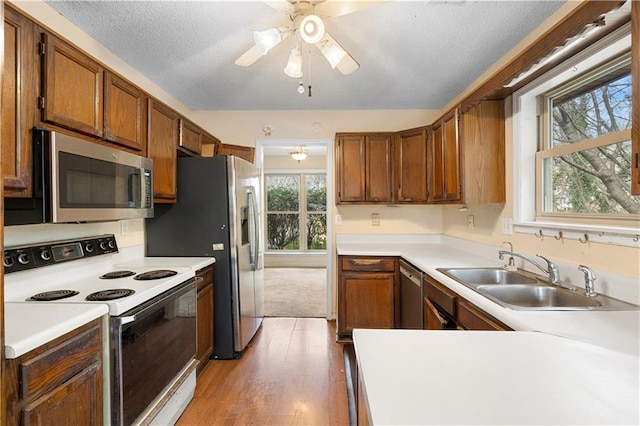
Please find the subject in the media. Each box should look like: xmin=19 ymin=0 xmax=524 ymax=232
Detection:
xmin=497 ymin=250 xmax=560 ymax=284
xmin=578 ymin=265 xmax=597 ymax=297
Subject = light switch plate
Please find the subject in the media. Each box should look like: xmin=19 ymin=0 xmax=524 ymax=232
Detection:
xmin=467 ymin=215 xmax=474 ymax=230
xmin=335 ymin=214 xmax=342 ymax=225
xmin=501 ymin=218 xmax=514 ymax=235
xmin=372 ymin=213 xmax=380 ymax=226
xmin=212 ymin=243 xmax=225 ymax=251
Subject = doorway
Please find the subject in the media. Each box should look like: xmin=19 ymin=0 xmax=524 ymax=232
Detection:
xmin=256 ymin=139 xmax=333 ymax=319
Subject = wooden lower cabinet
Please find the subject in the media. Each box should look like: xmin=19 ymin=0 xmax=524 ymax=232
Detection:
xmin=4 ymin=319 xmax=103 ymax=425
xmin=338 ymin=256 xmax=398 ymax=340
xmin=457 ymin=299 xmax=511 ymax=331
xmin=196 ymin=266 xmax=214 ymax=375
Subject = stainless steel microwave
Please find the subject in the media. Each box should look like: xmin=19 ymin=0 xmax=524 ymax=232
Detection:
xmin=4 ymin=129 xmax=153 ymax=225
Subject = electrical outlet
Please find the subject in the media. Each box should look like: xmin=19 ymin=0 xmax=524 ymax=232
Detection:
xmin=467 ymin=215 xmax=474 ymax=230
xmin=120 ymin=220 xmax=129 ymax=235
xmin=335 ymin=214 xmax=342 ymax=225
xmin=501 ymin=218 xmax=514 ymax=235
xmin=371 ymin=213 xmax=380 ymax=226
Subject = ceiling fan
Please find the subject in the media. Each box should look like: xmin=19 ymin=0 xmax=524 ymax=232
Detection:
xmin=235 ymin=0 xmax=388 ymax=76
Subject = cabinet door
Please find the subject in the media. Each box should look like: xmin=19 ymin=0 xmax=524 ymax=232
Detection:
xmin=461 ymin=100 xmax=505 ymax=204
xmin=104 ymin=71 xmax=146 ymax=152
xmin=457 ymin=300 xmax=511 ymax=331
xmin=336 ymin=134 xmax=366 ymax=202
xmin=3 ymin=7 xmax=38 ymax=197
xmin=180 ymin=118 xmax=202 ymax=156
xmin=196 ymin=267 xmax=214 ymax=376
xmin=424 ymin=297 xmax=448 ymax=330
xmin=365 ymin=133 xmax=393 ymax=202
xmin=432 ymin=109 xmax=461 ymax=203
xmin=632 ymin=0 xmax=639 ymax=195
xmin=148 ymin=98 xmax=179 ymax=202
xmin=217 ymin=143 xmax=255 ymax=163
xmin=339 ymin=271 xmax=395 ymax=337
xmin=41 ymin=33 xmax=103 ymax=137
xmin=395 ymin=127 xmax=429 ymax=203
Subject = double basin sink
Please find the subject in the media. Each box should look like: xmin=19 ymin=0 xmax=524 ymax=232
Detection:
xmin=436 ymin=267 xmax=639 ymax=311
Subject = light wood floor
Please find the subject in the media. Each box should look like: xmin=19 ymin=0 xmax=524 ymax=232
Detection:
xmin=177 ymin=318 xmax=350 ymax=426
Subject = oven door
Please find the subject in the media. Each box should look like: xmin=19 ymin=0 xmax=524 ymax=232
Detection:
xmin=110 ymin=278 xmax=198 ymax=426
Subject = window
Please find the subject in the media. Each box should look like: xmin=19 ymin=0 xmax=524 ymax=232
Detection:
xmin=513 ymin=24 xmax=639 ymax=236
xmin=265 ymin=173 xmax=327 ymax=251
xmin=537 ymin=54 xmax=639 ymax=219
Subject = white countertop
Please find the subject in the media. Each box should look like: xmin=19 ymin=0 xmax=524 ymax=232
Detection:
xmin=339 ymin=234 xmax=640 ymax=425
xmin=4 ymin=256 xmax=215 ymax=359
xmin=353 ymin=329 xmax=640 ymax=425
xmin=4 ymin=303 xmax=108 ymax=358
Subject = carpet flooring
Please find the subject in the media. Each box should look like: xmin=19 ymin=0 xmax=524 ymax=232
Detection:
xmin=263 ymin=267 xmax=327 ymax=318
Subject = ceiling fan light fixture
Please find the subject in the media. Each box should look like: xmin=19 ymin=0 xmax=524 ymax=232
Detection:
xmin=289 ymin=147 xmax=308 ymax=161
xmin=299 ymin=15 xmax=325 ymax=44
xmin=321 ymin=40 xmax=347 ymax=69
xmin=284 ymin=48 xmax=303 ymax=78
xmin=254 ymin=28 xmax=282 ymax=54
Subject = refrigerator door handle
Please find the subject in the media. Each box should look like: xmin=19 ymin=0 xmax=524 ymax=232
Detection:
xmin=247 ymin=188 xmax=258 ymax=271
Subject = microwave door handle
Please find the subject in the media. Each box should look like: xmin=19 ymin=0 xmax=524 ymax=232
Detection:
xmin=127 ymin=170 xmax=140 ymax=205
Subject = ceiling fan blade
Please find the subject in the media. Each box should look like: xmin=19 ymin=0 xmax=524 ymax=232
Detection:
xmin=235 ymin=45 xmax=264 ymax=67
xmin=261 ymin=0 xmax=295 ymax=16
xmin=315 ymin=32 xmax=359 ymax=75
xmin=315 ymin=0 xmax=390 ymax=19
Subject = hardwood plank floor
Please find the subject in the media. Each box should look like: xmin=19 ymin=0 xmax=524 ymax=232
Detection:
xmin=177 ymin=318 xmax=350 ymax=426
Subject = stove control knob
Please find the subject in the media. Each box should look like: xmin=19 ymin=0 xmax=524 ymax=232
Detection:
xmin=40 ymin=249 xmax=52 ymax=261
xmin=3 ymin=255 xmax=14 ymax=268
xmin=99 ymin=241 xmax=108 ymax=251
xmin=18 ymin=253 xmax=30 ymax=265
xmin=85 ymin=243 xmax=95 ymax=253
xmin=108 ymin=240 xmax=116 ymax=249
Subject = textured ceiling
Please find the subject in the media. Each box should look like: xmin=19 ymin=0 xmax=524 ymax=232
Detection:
xmin=44 ymin=0 xmax=565 ymax=111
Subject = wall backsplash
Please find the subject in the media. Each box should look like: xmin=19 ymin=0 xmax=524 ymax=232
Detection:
xmin=335 ymin=204 xmax=444 ymax=235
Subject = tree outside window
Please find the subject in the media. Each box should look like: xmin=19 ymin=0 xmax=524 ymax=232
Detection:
xmin=266 ymin=174 xmax=327 ymax=251
xmin=538 ymin=54 xmax=639 ymax=219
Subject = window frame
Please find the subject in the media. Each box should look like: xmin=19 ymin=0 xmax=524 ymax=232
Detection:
xmin=264 ymin=171 xmax=327 ymax=253
xmin=512 ymin=23 xmax=639 ymax=244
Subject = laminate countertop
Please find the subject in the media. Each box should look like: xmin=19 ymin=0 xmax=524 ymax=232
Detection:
xmin=338 ymin=235 xmax=640 ymax=425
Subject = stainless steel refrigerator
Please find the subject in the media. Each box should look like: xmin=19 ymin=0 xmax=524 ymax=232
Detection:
xmin=146 ymin=155 xmax=263 ymax=359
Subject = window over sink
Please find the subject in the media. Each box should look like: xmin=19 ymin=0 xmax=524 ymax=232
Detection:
xmin=512 ymin=22 xmax=639 ymax=244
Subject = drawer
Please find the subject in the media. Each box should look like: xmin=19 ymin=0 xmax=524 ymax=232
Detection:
xmin=423 ymin=275 xmax=457 ymax=318
xmin=18 ymin=320 xmax=102 ymax=401
xmin=341 ymin=257 xmax=396 ymax=272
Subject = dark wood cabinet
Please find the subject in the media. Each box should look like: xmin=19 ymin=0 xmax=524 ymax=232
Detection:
xmin=457 ymin=299 xmax=511 ymax=331
xmin=432 ymin=108 xmax=461 ymax=203
xmin=40 ymin=33 xmax=103 ymax=137
xmin=632 ymin=0 xmax=639 ymax=195
xmin=460 ymin=100 xmax=506 ymax=204
xmin=217 ymin=143 xmax=255 ymax=163
xmin=147 ymin=98 xmax=179 ymax=203
xmin=394 ymin=127 xmax=430 ymax=203
xmin=4 ymin=319 xmax=103 ymax=425
xmin=104 ymin=70 xmax=146 ymax=152
xmin=337 ymin=256 xmax=397 ymax=339
xmin=2 ymin=6 xmax=38 ymax=198
xmin=179 ymin=118 xmax=202 ymax=156
xmin=336 ymin=133 xmax=393 ymax=204
xmin=196 ymin=266 xmax=214 ymax=376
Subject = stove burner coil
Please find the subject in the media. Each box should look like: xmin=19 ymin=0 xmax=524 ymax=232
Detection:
xmin=100 ymin=270 xmax=136 ymax=279
xmin=86 ymin=289 xmax=135 ymax=301
xmin=133 ymin=269 xmax=178 ymax=280
xmin=28 ymin=290 xmax=79 ymax=301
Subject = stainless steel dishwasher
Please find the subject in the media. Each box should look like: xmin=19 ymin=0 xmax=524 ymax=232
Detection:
xmin=399 ymin=260 xmax=423 ymax=329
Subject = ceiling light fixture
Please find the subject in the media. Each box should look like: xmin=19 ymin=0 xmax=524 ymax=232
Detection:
xmin=284 ymin=47 xmax=303 ymax=78
xmin=253 ymin=28 xmax=283 ymax=55
xmin=299 ymin=15 xmax=325 ymax=44
xmin=289 ymin=147 xmax=308 ymax=162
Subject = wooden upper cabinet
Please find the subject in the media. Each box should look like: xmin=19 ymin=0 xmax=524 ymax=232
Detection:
xmin=217 ymin=143 xmax=255 ymax=163
xmin=336 ymin=132 xmax=393 ymax=204
xmin=432 ymin=109 xmax=461 ymax=203
xmin=394 ymin=127 xmax=430 ymax=203
xmin=148 ymin=98 xmax=179 ymax=203
xmin=40 ymin=33 xmax=103 ymax=137
xmin=460 ymin=100 xmax=505 ymax=204
xmin=202 ymin=132 xmax=220 ymax=157
xmin=632 ymin=0 xmax=639 ymax=195
xmin=179 ymin=118 xmax=202 ymax=156
xmin=3 ymin=6 xmax=38 ymax=197
xmin=103 ymin=71 xmax=146 ymax=152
